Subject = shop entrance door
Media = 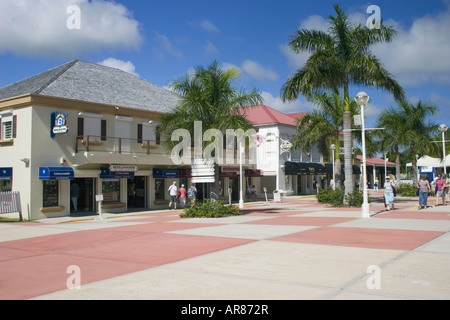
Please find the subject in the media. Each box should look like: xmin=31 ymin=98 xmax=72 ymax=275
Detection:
xmin=127 ymin=176 xmax=146 ymax=208
xmin=71 ymin=178 xmax=95 ymax=214
xmin=229 ymin=178 xmax=239 ymax=201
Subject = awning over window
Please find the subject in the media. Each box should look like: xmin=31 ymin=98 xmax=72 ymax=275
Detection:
xmin=39 ymin=167 xmax=74 ymax=180
xmin=0 ymin=167 xmax=12 ymax=180
xmin=285 ymin=162 xmax=326 ymax=175
xmin=245 ymin=169 xmax=264 ymax=177
xmin=325 ymin=164 xmax=361 ymax=175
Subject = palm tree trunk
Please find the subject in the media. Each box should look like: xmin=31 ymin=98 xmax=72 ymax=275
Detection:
xmin=343 ymin=110 xmax=354 ymax=195
xmin=343 ymin=84 xmax=354 ymax=197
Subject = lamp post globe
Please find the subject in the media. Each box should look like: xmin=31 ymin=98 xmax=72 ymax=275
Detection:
xmin=355 ymin=92 xmax=369 ymax=107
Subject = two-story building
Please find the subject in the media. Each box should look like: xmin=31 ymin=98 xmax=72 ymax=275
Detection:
xmin=240 ymin=105 xmax=326 ymax=197
xmin=0 ymin=60 xmax=193 ymax=220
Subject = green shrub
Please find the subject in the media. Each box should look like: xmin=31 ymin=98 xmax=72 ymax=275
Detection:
xmin=180 ymin=199 xmax=243 ymax=218
xmin=316 ymin=188 xmax=371 ymax=208
xmin=345 ymin=189 xmax=371 ymax=207
xmin=396 ymin=183 xmax=417 ymax=197
xmin=316 ymin=188 xmax=345 ymax=207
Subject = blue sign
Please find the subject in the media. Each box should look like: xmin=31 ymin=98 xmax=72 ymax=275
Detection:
xmin=0 ymin=167 xmax=12 ymax=180
xmin=39 ymin=167 xmax=74 ymax=180
xmin=153 ymin=168 xmax=179 ymax=179
xmin=100 ymin=167 xmax=135 ymax=180
xmin=51 ymin=112 xmax=69 ymax=138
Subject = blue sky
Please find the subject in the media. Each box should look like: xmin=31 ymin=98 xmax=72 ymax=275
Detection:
xmin=1 ymin=0 xmax=449 ymax=131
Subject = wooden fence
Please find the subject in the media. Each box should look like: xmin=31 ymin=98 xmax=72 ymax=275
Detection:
xmin=0 ymin=191 xmax=22 ymax=221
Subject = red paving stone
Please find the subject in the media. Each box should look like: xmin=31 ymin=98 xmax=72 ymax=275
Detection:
xmin=375 ymin=211 xmax=450 ymax=220
xmin=244 ymin=216 xmax=356 ymax=226
xmin=270 ymin=227 xmax=445 ymax=250
xmin=0 ymin=227 xmax=253 ymax=300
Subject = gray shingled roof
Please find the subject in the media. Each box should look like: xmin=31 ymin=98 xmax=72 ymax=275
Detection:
xmin=0 ymin=60 xmax=180 ymax=113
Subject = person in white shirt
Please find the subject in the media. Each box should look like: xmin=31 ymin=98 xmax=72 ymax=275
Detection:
xmin=168 ymin=181 xmax=178 ymax=210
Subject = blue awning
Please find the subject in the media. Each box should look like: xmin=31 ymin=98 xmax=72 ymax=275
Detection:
xmin=39 ymin=167 xmax=74 ymax=180
xmin=0 ymin=167 xmax=12 ymax=180
xmin=153 ymin=168 xmax=179 ymax=179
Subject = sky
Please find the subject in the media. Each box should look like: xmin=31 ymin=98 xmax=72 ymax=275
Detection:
xmin=0 ymin=0 xmax=449 ymax=132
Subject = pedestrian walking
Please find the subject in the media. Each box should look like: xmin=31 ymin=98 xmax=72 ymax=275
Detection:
xmin=384 ymin=177 xmax=395 ymax=211
xmin=168 ymin=181 xmax=178 ymax=210
xmin=434 ymin=174 xmax=446 ymax=206
xmin=445 ymin=174 xmax=450 ymax=205
xmin=188 ymin=184 xmax=197 ymax=206
xmin=179 ymin=184 xmax=187 ymax=208
xmin=374 ymin=178 xmax=379 ymax=191
xmin=417 ymin=175 xmax=431 ymax=210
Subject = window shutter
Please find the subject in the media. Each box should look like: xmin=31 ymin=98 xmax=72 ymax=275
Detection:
xmin=156 ymin=125 xmax=161 ymax=145
xmin=77 ymin=118 xmax=84 ymax=137
xmin=137 ymin=124 xmax=143 ymax=144
xmin=101 ymin=119 xmax=107 ymax=141
xmin=0 ymin=118 xmax=2 ymax=139
xmin=12 ymin=115 xmax=17 ymax=138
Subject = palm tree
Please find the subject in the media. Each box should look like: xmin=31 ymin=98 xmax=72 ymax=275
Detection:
xmin=376 ymin=100 xmax=438 ymax=186
xmin=281 ymin=4 xmax=405 ymax=196
xmin=157 ymin=60 xmax=262 ymax=200
xmin=292 ymin=92 xmax=359 ymax=189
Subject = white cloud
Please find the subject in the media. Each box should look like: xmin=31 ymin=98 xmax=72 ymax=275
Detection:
xmin=200 ymin=20 xmax=220 ymax=33
xmin=98 ymin=58 xmax=139 ymax=77
xmin=241 ymin=60 xmax=279 ymax=81
xmin=189 ymin=20 xmax=220 ymax=34
xmin=203 ymin=41 xmax=218 ymax=56
xmin=0 ymin=0 xmax=143 ymax=58
xmin=284 ymin=5 xmax=450 ymax=88
xmin=261 ymin=91 xmax=315 ymax=114
xmin=153 ymin=31 xmax=185 ymax=61
xmin=373 ymin=9 xmax=450 ymax=87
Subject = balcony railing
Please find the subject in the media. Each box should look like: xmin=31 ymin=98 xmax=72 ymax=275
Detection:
xmin=74 ymin=135 xmax=162 ymax=155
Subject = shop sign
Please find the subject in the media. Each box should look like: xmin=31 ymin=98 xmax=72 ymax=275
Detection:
xmin=51 ymin=112 xmax=69 ymax=139
xmin=100 ymin=167 xmax=135 ymax=179
xmin=110 ymin=165 xmax=138 ymax=172
xmin=153 ymin=168 xmax=179 ymax=179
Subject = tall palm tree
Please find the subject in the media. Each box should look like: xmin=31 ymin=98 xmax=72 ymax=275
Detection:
xmin=158 ymin=60 xmax=262 ymax=199
xmin=292 ymin=92 xmax=359 ymax=188
xmin=281 ymin=4 xmax=405 ymax=196
xmin=376 ymin=100 xmax=438 ymax=186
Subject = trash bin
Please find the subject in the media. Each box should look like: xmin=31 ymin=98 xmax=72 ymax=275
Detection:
xmin=273 ymin=190 xmax=285 ymax=203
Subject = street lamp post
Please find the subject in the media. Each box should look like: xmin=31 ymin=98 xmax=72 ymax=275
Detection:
xmin=439 ymin=124 xmax=448 ymax=175
xmin=330 ymin=144 xmax=336 ymax=190
xmin=355 ymin=92 xmax=370 ymax=218
xmin=239 ymin=138 xmax=244 ymax=209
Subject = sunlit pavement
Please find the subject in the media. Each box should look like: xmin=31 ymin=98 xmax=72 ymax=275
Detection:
xmin=1 ymin=192 xmax=449 ymax=300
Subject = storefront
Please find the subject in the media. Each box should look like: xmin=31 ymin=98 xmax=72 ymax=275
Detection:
xmin=285 ymin=162 xmax=327 ymax=195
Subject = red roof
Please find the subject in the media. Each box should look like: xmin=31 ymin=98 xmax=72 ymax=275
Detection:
xmin=355 ymin=155 xmax=396 ymax=166
xmin=286 ymin=112 xmax=307 ymax=120
xmin=239 ymin=105 xmax=298 ymax=126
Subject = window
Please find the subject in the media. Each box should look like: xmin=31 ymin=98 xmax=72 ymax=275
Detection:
xmin=0 ymin=115 xmax=17 ymax=140
xmin=155 ymin=179 xmax=165 ymax=200
xmin=43 ymin=180 xmax=59 ymax=207
xmin=102 ymin=180 xmax=120 ymax=203
xmin=77 ymin=114 xmax=106 ymax=141
xmin=138 ymin=122 xmax=159 ymax=145
xmin=0 ymin=180 xmax=12 ymax=192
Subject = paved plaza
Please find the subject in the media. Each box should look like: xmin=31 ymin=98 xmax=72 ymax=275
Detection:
xmin=0 ymin=191 xmax=449 ymax=301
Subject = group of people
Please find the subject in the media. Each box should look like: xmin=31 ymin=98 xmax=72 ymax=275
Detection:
xmin=384 ymin=173 xmax=450 ymax=211
xmin=417 ymin=173 xmax=450 ymax=209
xmin=168 ymin=181 xmax=197 ymax=210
